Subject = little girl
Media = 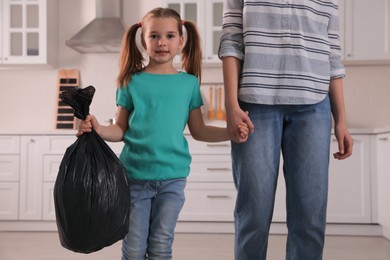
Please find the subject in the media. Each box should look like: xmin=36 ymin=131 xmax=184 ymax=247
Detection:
xmin=77 ymin=7 xmax=249 ymax=260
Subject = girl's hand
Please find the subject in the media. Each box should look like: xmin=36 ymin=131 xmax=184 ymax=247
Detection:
xmin=76 ymin=115 xmax=99 ymax=137
xmin=238 ymin=122 xmax=249 ymax=141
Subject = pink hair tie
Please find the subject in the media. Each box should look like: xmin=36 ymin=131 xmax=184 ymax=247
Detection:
xmin=138 ymin=22 xmax=142 ymax=27
xmin=181 ymin=20 xmax=185 ymax=25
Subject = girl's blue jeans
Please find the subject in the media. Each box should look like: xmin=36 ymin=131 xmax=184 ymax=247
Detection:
xmin=232 ymin=96 xmax=331 ymax=260
xmin=121 ymin=178 xmax=186 ymax=260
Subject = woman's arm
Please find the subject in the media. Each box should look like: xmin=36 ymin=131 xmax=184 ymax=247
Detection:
xmin=77 ymin=106 xmax=129 ymax=142
xmin=187 ymin=107 xmax=248 ymax=142
xmin=328 ymin=78 xmax=353 ymax=160
xmin=222 ymin=56 xmax=254 ymax=142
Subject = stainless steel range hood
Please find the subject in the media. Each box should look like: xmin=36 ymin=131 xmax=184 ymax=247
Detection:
xmin=66 ymin=0 xmax=126 ymax=53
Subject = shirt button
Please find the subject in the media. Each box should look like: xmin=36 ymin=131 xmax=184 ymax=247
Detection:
xmin=282 ymin=18 xmax=290 ymax=27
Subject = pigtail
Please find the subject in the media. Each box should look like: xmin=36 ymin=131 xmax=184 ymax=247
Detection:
xmin=117 ymin=23 xmax=144 ymax=88
xmin=181 ymin=21 xmax=202 ymax=83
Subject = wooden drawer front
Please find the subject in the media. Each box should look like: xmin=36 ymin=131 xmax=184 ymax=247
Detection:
xmin=189 ymin=155 xmax=232 ymax=182
xmin=0 ymin=136 xmax=20 ymax=154
xmin=0 ymin=155 xmax=20 ymax=181
xmin=186 ymin=136 xmax=231 ymax=155
xmin=180 ymin=183 xmax=236 ymax=222
xmin=0 ymin=182 xmax=19 ymax=220
xmin=47 ymin=136 xmax=76 ymax=153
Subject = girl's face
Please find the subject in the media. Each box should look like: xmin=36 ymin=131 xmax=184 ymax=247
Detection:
xmin=142 ymin=17 xmax=183 ymax=68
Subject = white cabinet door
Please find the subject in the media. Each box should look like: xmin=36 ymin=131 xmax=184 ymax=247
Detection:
xmin=273 ymin=135 xmax=372 ymax=223
xmin=42 ymin=182 xmax=55 ymax=220
xmin=20 ymin=135 xmax=75 ymax=220
xmin=19 ymin=136 xmax=46 ymax=220
xmin=376 ymin=133 xmax=390 ymax=239
xmin=0 ymin=135 xmax=20 ymax=220
xmin=0 ymin=155 xmax=20 ymax=181
xmin=0 ymin=135 xmax=20 ymax=182
xmin=343 ymin=0 xmax=390 ymax=61
xmin=1 ymin=0 xmax=47 ymax=64
xmin=0 ymin=182 xmax=19 ymax=220
xmin=327 ymin=135 xmax=372 ymax=223
xmin=165 ymin=0 xmax=222 ymax=63
xmin=204 ymin=0 xmax=223 ymax=62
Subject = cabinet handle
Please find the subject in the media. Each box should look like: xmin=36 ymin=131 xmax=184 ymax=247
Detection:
xmin=379 ymin=137 xmax=388 ymax=141
xmin=30 ymin=139 xmax=36 ymax=143
xmin=206 ymin=143 xmax=230 ymax=147
xmin=207 ymin=195 xmax=231 ymax=199
xmin=206 ymin=167 xmax=231 ymax=171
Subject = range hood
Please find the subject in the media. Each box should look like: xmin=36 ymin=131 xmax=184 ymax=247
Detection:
xmin=66 ymin=0 xmax=126 ymax=53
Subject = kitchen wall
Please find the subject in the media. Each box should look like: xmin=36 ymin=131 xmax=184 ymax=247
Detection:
xmin=0 ymin=0 xmax=389 ymax=132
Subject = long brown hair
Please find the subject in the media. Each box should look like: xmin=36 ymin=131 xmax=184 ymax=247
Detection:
xmin=116 ymin=7 xmax=202 ymax=87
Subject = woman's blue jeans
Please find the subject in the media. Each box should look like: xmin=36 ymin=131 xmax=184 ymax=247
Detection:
xmin=121 ymin=178 xmax=186 ymax=260
xmin=232 ymin=96 xmax=331 ymax=260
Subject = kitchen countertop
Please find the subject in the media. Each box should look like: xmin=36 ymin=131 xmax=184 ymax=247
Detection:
xmin=0 ymin=129 xmax=79 ymax=136
xmin=1 ymin=126 xmax=390 ymax=136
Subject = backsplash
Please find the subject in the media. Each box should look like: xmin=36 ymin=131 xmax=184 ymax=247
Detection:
xmin=200 ymin=84 xmax=226 ymax=122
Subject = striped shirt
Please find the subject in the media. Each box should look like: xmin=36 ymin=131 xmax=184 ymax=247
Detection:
xmin=218 ymin=0 xmax=345 ymax=105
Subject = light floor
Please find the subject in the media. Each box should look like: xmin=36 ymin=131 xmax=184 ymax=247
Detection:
xmin=0 ymin=232 xmax=390 ymax=260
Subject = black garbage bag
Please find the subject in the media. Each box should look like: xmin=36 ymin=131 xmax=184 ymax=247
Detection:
xmin=54 ymin=85 xmax=130 ymax=253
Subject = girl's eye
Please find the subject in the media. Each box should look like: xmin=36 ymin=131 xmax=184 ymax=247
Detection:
xmin=167 ymin=34 xmax=176 ymax=39
xmin=149 ymin=34 xmax=159 ymax=39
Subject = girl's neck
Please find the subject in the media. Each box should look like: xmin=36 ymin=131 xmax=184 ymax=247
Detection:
xmin=144 ymin=63 xmax=178 ymax=74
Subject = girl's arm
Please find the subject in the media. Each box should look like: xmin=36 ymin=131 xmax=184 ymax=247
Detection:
xmin=328 ymin=78 xmax=353 ymax=160
xmin=187 ymin=107 xmax=248 ymax=142
xmin=77 ymin=106 xmax=129 ymax=142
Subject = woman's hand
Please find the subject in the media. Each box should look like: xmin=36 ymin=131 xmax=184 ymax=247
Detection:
xmin=333 ymin=122 xmax=353 ymax=160
xmin=226 ymin=108 xmax=254 ymax=143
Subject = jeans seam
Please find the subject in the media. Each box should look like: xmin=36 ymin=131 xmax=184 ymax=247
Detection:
xmin=285 ymin=156 xmax=291 ymax=260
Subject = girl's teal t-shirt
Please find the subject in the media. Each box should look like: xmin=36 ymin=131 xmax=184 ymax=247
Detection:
xmin=116 ymin=71 xmax=203 ymax=181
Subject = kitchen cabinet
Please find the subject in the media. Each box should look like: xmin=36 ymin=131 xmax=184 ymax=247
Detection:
xmin=0 ymin=0 xmax=57 ymax=66
xmin=18 ymin=134 xmax=122 ymax=221
xmin=376 ymin=133 xmax=390 ymax=239
xmin=20 ymin=135 xmax=76 ymax=220
xmin=165 ymin=0 xmax=223 ymax=63
xmin=0 ymin=136 xmax=20 ymax=220
xmin=184 ymin=133 xmax=373 ymax=224
xmin=327 ymin=134 xmax=372 ymax=223
xmin=0 ymin=131 xmax=384 ymax=233
xmin=179 ymin=136 xmax=236 ymax=221
xmin=41 ymin=137 xmax=124 ymax=221
xmin=273 ymin=134 xmax=372 ymax=223
xmin=342 ymin=0 xmax=390 ymax=61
